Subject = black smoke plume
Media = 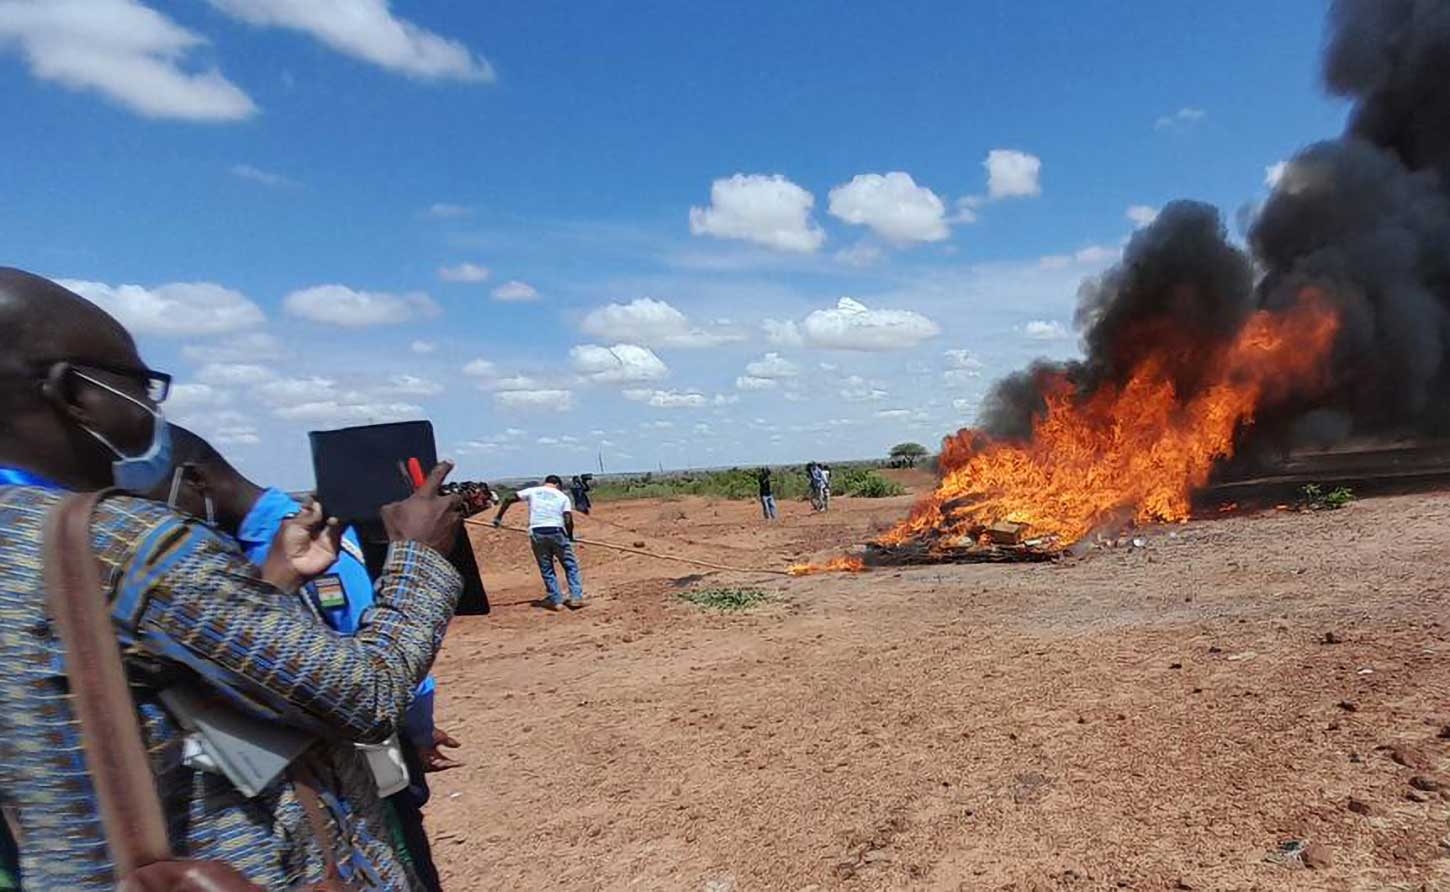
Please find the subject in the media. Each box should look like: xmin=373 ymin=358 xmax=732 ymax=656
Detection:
xmin=980 ymin=0 xmax=1450 ymax=450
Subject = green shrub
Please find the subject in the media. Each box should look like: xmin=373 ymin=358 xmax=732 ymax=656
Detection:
xmin=831 ymin=468 xmax=905 ymax=498
xmin=678 ymin=587 xmax=772 ymax=611
xmin=1299 ymin=483 xmax=1355 ymax=510
xmin=588 ymin=463 xmax=889 ymax=503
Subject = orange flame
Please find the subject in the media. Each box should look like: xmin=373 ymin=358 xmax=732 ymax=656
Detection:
xmin=788 ymin=555 xmax=866 ymax=576
xmin=881 ymin=293 xmax=1340 ymax=550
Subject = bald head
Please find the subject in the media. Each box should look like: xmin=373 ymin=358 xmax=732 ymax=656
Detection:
xmin=0 ymin=268 xmax=158 ymax=491
xmin=0 ymin=268 xmax=137 ymax=380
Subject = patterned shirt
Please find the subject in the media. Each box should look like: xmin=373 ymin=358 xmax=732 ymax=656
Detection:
xmin=0 ymin=485 xmax=461 ymax=890
xmin=237 ymin=488 xmax=436 ymax=748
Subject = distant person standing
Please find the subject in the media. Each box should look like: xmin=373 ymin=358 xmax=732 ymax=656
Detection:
xmin=570 ymin=473 xmax=593 ymax=515
xmin=821 ymin=464 xmax=833 ymax=511
xmin=757 ymin=467 xmax=777 ymax=520
xmin=494 ymin=475 xmax=586 ymax=611
xmin=807 ymin=462 xmax=825 ymax=511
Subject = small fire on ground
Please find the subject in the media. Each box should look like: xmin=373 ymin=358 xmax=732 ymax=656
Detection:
xmin=787 ymin=556 xmax=866 ymax=577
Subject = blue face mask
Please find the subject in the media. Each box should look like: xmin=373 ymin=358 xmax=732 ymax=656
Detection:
xmin=73 ymin=371 xmax=174 ymax=492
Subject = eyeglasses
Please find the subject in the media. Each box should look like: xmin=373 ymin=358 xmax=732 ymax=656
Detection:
xmin=36 ymin=360 xmax=173 ymax=404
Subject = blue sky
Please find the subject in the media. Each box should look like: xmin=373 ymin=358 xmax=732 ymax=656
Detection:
xmin=0 ymin=0 xmax=1347 ymax=486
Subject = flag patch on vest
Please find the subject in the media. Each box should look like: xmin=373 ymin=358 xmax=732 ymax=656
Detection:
xmin=311 ymin=574 xmax=347 ymax=610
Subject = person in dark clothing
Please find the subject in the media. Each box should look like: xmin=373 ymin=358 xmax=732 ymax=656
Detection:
xmin=569 ymin=474 xmax=593 ymax=515
xmin=757 ymin=467 xmax=777 ymax=520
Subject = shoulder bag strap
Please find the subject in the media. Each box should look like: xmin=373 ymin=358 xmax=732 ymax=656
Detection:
xmin=42 ymin=490 xmax=173 ymax=873
xmin=290 ymin=758 xmax=353 ymax=890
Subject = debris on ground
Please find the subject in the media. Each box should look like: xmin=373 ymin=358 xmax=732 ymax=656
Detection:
xmin=1300 ymin=843 xmax=1333 ymax=870
xmin=986 ymin=520 xmax=1031 ymax=545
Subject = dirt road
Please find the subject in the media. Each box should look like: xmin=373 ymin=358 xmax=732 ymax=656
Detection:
xmin=424 ymin=476 xmax=1450 ymax=890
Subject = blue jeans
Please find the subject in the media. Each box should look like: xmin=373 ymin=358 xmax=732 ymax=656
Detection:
xmin=530 ymin=528 xmax=583 ymax=604
xmin=760 ymin=494 xmax=777 ymax=519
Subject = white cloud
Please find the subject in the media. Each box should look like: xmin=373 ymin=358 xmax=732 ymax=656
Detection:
xmin=944 ymin=349 xmax=984 ymax=371
xmin=182 ymin=331 xmax=285 ymax=363
xmin=1024 ymin=319 xmax=1072 ymax=341
xmin=688 ymin=173 xmax=825 ymax=253
xmin=713 ymin=393 xmax=740 ymax=406
xmin=258 ymin=375 xmax=336 ymax=407
xmin=0 ymin=0 xmax=257 ymax=122
xmin=461 ymin=357 xmax=496 ymax=377
xmin=734 ymin=375 xmax=777 ymax=391
xmin=1266 ymin=161 xmax=1288 ymax=188
xmin=798 ymin=297 xmax=941 ymax=351
xmin=491 ymin=280 xmax=539 ymax=302
xmin=377 ymin=374 xmax=443 ymax=396
xmin=410 ymin=340 xmax=436 ymax=355
xmin=744 ymin=352 xmax=799 ymax=379
xmin=834 ymin=242 xmax=884 ymax=267
xmin=206 ymin=0 xmax=494 ymax=82
xmin=423 ymin=202 xmax=472 ymax=219
xmin=1155 ymin=107 xmax=1206 ymax=132
xmin=283 ymin=284 xmax=440 ymax=327
xmin=230 ymin=163 xmax=295 ymax=187
xmin=62 ymin=279 xmax=264 ymax=337
xmin=438 ymin=262 xmax=489 ymax=283
xmin=1126 ymin=205 xmax=1159 ymax=228
xmin=875 ymin=408 xmax=913 ymax=420
xmin=763 ymin=318 xmax=804 ymax=348
xmin=1073 ymin=244 xmax=1119 ymax=265
xmin=249 ymin=372 xmax=433 ymax=423
xmin=481 ymin=374 xmax=542 ymax=392
xmin=840 ymin=376 xmax=888 ymax=402
xmin=985 ymin=149 xmax=1042 ymax=199
xmin=458 ymin=427 xmax=529 ymax=452
xmin=274 ymin=400 xmax=424 ymax=424
xmin=828 ymin=172 xmax=949 ymax=244
xmin=640 ymin=420 xmax=674 ymax=430
xmin=176 ymin=408 xmax=258 ymax=446
xmin=495 ymin=389 xmax=575 ymax=411
xmin=166 ymin=383 xmax=231 ymax=411
xmin=212 ymin=424 xmax=260 ymax=446
xmin=581 ymin=297 xmax=740 ymax=348
xmin=622 ymin=388 xmax=708 ymax=408
xmin=943 ymin=369 xmax=980 ymax=388
xmin=1038 ymin=244 xmax=1120 ymax=270
xmin=456 ymin=440 xmax=501 ymax=455
xmin=952 ymin=397 xmax=977 ymax=412
xmin=196 ymin=362 xmax=275 ymax=386
xmin=570 ymin=344 xmax=669 ymax=383
xmin=943 ymin=350 xmax=983 ymax=388
xmin=953 ymin=197 xmax=982 ymax=223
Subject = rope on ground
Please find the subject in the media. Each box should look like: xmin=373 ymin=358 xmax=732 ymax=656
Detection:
xmin=471 ymin=520 xmax=792 ymax=577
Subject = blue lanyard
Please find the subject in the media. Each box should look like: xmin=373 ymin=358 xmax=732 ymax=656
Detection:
xmin=0 ymin=467 xmax=63 ymax=490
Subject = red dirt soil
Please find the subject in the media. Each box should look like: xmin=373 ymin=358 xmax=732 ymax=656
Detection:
xmin=423 ymin=476 xmax=1450 ymax=890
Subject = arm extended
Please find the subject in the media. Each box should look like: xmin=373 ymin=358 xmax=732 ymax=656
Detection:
xmin=106 ymin=498 xmax=461 ymax=744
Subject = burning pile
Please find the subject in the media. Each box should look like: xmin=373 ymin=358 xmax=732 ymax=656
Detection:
xmin=874 ymin=0 xmax=1450 ymax=562
xmin=880 ymin=293 xmax=1340 ymax=555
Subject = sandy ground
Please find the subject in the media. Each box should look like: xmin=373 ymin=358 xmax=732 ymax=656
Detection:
xmin=422 ymin=472 xmax=1450 ymax=891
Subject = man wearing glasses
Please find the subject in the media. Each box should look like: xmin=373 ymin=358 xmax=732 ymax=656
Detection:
xmin=0 ymin=268 xmax=465 ymax=890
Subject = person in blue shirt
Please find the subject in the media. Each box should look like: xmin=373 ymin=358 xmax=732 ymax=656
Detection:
xmin=157 ymin=428 xmax=459 ymax=891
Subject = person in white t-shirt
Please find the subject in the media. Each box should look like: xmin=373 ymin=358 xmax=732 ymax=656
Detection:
xmin=493 ymin=474 xmax=585 ymax=611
